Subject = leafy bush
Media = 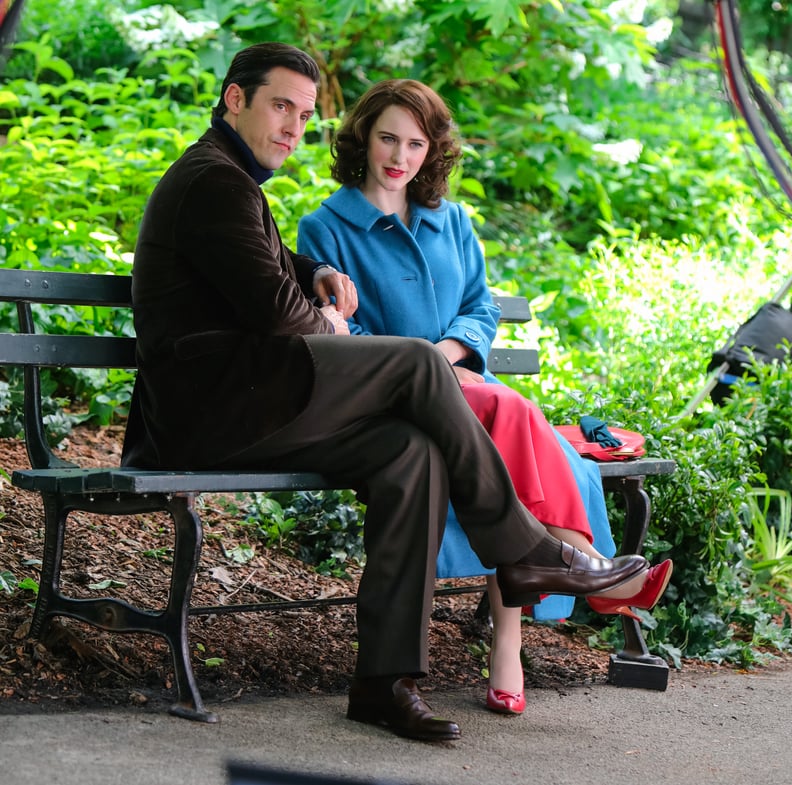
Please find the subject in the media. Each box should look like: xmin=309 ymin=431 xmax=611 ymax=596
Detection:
xmin=0 ymin=44 xmax=214 ymax=427
xmin=0 ymin=44 xmax=214 ymax=254
xmin=498 ymin=229 xmax=792 ymax=665
xmin=0 ymin=568 xmax=33 ymax=596
xmin=742 ymin=488 xmax=792 ymax=600
xmin=245 ymin=490 xmax=365 ymax=578
xmin=721 ymin=355 xmax=792 ymax=496
xmin=0 ymin=374 xmax=78 ymax=442
xmin=559 ymin=371 xmax=792 ymax=666
xmin=4 ymin=1 xmax=138 ymax=80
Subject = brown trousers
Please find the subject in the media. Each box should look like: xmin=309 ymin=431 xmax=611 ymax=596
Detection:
xmin=233 ymin=334 xmax=547 ymax=678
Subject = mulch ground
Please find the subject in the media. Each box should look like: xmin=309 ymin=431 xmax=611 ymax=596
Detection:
xmin=0 ymin=424 xmax=719 ymax=715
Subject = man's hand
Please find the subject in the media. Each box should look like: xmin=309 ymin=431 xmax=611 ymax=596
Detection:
xmin=313 ymin=266 xmax=358 ymax=319
xmin=320 ymin=305 xmax=350 ymax=335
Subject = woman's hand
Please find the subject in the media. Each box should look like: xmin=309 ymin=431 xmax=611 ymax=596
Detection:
xmin=435 ymin=338 xmax=483 ymax=383
xmin=313 ymin=266 xmax=358 ymax=319
xmin=452 ymin=366 xmax=484 ymax=384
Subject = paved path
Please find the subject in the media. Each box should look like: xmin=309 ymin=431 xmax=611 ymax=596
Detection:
xmin=2 ymin=662 xmax=789 ymax=785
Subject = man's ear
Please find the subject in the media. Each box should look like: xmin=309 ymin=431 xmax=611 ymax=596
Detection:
xmin=224 ymin=83 xmax=244 ymax=116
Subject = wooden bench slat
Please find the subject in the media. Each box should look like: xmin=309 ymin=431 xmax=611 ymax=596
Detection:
xmin=0 ymin=334 xmax=137 ymax=368
xmin=596 ymin=458 xmax=676 ymax=479
xmin=12 ymin=467 xmax=338 ymax=495
xmin=13 ymin=459 xmax=678 ymax=494
xmin=0 ymin=268 xmax=132 ymax=306
xmin=492 ymin=295 xmax=532 ymax=323
xmin=487 ymin=347 xmax=539 ymax=375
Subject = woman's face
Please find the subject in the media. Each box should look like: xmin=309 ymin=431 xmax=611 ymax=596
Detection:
xmin=364 ymin=104 xmax=429 ymax=197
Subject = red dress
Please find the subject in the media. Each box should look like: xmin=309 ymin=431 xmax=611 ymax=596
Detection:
xmin=460 ymin=382 xmax=593 ymax=541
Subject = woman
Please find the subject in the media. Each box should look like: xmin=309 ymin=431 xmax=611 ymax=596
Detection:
xmin=297 ymin=79 xmax=672 ymax=715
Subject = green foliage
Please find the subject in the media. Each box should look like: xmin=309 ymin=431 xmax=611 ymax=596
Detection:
xmin=0 ymin=298 xmax=136 ymax=430
xmin=0 ymin=570 xmax=17 ymax=595
xmin=244 ymin=490 xmax=365 ymax=577
xmin=723 ymin=354 xmax=792 ymax=496
xmin=0 ymin=374 xmax=78 ymax=442
xmin=0 ymin=42 xmax=213 ymax=425
xmin=242 ymin=494 xmax=298 ymax=548
xmin=0 ymin=569 xmax=40 ymax=597
xmin=0 ymin=380 xmax=23 ymax=439
xmin=580 ymin=401 xmax=792 ymax=667
xmin=742 ymin=488 xmax=792 ymax=598
xmin=511 ymin=229 xmax=792 ymax=665
xmin=0 ymin=43 xmax=214 ymax=258
xmin=195 ymin=642 xmax=224 ymax=668
xmin=502 ymin=228 xmax=790 ymax=401
xmin=4 ymin=2 xmax=138 ymax=80
xmin=738 ymin=0 xmax=792 ymax=54
xmin=87 ymin=577 xmax=127 ymax=590
xmin=142 ymin=546 xmax=172 ymax=562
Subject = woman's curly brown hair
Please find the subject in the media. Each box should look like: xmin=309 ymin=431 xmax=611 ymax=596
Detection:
xmin=330 ymin=79 xmax=462 ymax=209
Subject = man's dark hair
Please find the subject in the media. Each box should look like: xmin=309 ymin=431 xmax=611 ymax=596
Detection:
xmin=212 ymin=42 xmax=321 ymax=119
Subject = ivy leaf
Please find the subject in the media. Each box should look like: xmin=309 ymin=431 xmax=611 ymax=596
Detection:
xmin=88 ymin=579 xmax=128 ymax=590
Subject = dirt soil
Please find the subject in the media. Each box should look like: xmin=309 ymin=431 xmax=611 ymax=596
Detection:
xmin=0 ymin=425 xmax=720 ymax=714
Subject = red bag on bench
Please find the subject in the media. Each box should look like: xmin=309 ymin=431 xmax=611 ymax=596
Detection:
xmin=555 ymin=425 xmax=645 ymax=462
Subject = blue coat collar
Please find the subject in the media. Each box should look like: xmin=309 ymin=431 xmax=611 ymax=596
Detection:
xmin=322 ymin=185 xmax=447 ymax=233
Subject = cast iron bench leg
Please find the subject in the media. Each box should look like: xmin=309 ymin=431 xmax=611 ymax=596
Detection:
xmin=601 ymin=474 xmax=669 ymax=691
xmin=162 ymin=494 xmax=218 ymax=723
xmin=30 ymin=492 xmax=67 ymax=639
xmin=28 ymin=491 xmax=217 ymax=721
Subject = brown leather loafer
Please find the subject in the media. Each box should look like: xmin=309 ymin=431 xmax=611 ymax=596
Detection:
xmin=496 ymin=542 xmax=648 ymax=607
xmin=347 ymin=677 xmax=461 ymax=741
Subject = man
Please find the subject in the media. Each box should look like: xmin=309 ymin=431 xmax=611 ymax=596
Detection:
xmin=122 ymin=42 xmax=647 ymax=742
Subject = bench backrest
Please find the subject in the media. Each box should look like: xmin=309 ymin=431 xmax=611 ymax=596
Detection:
xmin=0 ymin=268 xmax=539 ymax=471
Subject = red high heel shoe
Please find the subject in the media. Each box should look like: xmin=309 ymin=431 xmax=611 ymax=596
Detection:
xmin=486 ymin=687 xmax=526 ymax=715
xmin=586 ymin=559 xmax=673 ymax=622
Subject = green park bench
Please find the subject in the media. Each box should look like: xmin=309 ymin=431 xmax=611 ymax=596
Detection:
xmin=0 ymin=267 xmax=675 ymax=722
